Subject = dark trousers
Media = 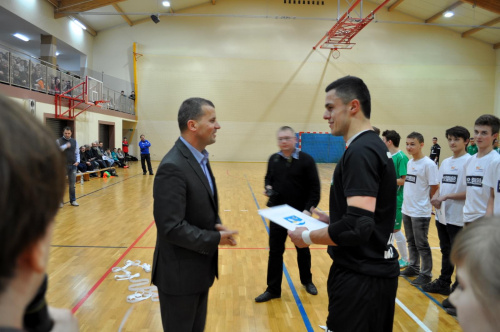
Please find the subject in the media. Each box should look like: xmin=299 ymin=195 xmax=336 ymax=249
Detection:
xmin=66 ymin=164 xmax=76 ymax=202
xmin=266 ymin=222 xmax=312 ymax=295
xmin=141 ymin=153 xmax=153 ymax=173
xmin=158 ymin=288 xmax=208 ymax=332
xmin=435 ymin=220 xmax=462 ymax=284
xmin=327 ymin=264 xmax=398 ymax=332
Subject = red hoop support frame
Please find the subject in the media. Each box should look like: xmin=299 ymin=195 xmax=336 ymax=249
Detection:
xmin=313 ymin=0 xmax=389 ymax=51
xmin=55 ymin=76 xmax=109 ymax=119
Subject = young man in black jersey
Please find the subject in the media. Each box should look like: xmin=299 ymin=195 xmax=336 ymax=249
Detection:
xmin=288 ymin=76 xmax=399 ymax=332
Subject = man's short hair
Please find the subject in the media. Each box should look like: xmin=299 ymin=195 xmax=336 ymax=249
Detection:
xmin=63 ymin=126 xmax=71 ymax=132
xmin=475 ymin=114 xmax=500 ymax=135
xmin=445 ymin=126 xmax=470 ymax=147
xmin=382 ymin=130 xmax=401 ymax=147
xmin=178 ymin=98 xmax=215 ymax=132
xmin=0 ymin=95 xmax=65 ymax=293
xmin=407 ymin=132 xmax=424 ymax=143
xmin=433 ymin=137 xmax=437 ymax=140
xmin=325 ymin=76 xmax=371 ymax=119
xmin=278 ymin=126 xmax=295 ymax=135
xmin=372 ymin=126 xmax=380 ymax=135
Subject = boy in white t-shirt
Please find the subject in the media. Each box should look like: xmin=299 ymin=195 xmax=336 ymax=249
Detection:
xmin=400 ymin=132 xmax=439 ymax=287
xmin=423 ymin=126 xmax=470 ymax=296
xmin=441 ymin=114 xmax=500 ymax=317
xmin=463 ymin=114 xmax=500 ymax=224
xmin=483 ymin=117 xmax=500 ymax=217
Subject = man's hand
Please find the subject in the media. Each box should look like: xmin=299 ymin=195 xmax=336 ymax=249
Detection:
xmin=73 ymin=162 xmax=79 ymax=166
xmin=288 ymin=227 xmax=309 ymax=248
xmin=264 ymin=185 xmax=272 ymax=197
xmin=311 ymin=207 xmax=330 ymax=224
xmin=216 ymin=224 xmax=238 ymax=246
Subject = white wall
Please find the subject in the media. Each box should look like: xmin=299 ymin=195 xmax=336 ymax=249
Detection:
xmin=90 ymin=0 xmax=497 ymax=161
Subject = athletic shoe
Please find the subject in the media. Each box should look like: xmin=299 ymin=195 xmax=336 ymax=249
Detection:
xmin=442 ymin=297 xmax=453 ymax=308
xmin=445 ymin=307 xmax=457 ymax=316
xmin=59 ymin=203 xmax=64 ymax=208
xmin=421 ymin=279 xmax=451 ymax=295
xmin=410 ymin=275 xmax=432 ymax=286
xmin=70 ymin=201 xmax=79 ymax=206
xmin=400 ymin=267 xmax=418 ymax=277
xmin=399 ymin=258 xmax=409 ymax=269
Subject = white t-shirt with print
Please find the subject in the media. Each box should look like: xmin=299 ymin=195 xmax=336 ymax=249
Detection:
xmin=482 ymin=156 xmax=500 ymax=217
xmin=437 ymin=154 xmax=471 ymax=226
xmin=463 ymin=150 xmax=500 ymax=223
xmin=402 ymin=156 xmax=439 ymax=217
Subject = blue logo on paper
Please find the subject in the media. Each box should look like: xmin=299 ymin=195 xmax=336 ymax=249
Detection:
xmin=284 ymin=215 xmax=305 ymax=225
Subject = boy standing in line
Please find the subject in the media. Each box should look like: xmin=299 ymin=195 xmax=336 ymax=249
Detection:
xmin=382 ymin=130 xmax=410 ymax=268
xmin=400 ymin=132 xmax=439 ymax=286
xmin=423 ymin=126 xmax=470 ymax=296
xmin=441 ymin=114 xmax=500 ymax=316
xmin=467 ymin=137 xmax=477 ymax=155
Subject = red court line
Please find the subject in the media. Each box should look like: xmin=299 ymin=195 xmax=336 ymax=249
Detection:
xmin=71 ymin=220 xmax=156 ymax=314
xmin=132 ymin=246 xmax=325 ymax=250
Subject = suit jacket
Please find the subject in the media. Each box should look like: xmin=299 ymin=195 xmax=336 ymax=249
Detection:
xmin=152 ymin=138 xmax=221 ymax=295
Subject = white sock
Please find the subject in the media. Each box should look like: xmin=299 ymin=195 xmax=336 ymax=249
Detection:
xmin=395 ymin=231 xmax=408 ymax=261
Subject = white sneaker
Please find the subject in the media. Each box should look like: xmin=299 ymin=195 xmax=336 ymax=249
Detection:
xmin=70 ymin=201 xmax=79 ymax=206
xmin=59 ymin=203 xmax=64 ymax=208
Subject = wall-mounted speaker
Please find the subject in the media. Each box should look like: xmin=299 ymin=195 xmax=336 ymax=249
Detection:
xmin=26 ymin=99 xmax=36 ymax=116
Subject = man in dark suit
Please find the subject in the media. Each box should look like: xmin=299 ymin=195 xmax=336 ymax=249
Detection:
xmin=152 ymin=97 xmax=238 ymax=332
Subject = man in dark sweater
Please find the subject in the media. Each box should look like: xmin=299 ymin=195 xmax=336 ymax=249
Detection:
xmin=430 ymin=137 xmax=441 ymax=165
xmin=255 ymin=126 xmax=321 ymax=303
xmin=288 ymin=76 xmax=399 ymax=332
xmin=57 ymin=127 xmax=79 ymax=206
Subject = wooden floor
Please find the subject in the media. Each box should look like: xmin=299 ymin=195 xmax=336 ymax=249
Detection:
xmin=47 ymin=161 xmax=462 ymax=331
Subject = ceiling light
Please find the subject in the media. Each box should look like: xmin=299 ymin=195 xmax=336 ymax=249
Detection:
xmin=72 ymin=18 xmax=87 ymax=30
xmin=443 ymin=11 xmax=454 ymax=18
xmin=13 ymin=33 xmax=29 ymax=42
xmin=56 ymin=51 xmax=60 ymax=56
xmin=162 ymin=1 xmax=170 ymax=7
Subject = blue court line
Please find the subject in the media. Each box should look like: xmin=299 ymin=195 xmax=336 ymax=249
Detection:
xmin=245 ymin=175 xmax=314 ymax=332
xmin=401 ymin=275 xmax=457 ymax=317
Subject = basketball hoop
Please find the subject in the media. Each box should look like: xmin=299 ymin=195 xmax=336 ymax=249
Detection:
xmin=331 ymin=49 xmax=341 ymax=59
xmin=133 ymin=52 xmax=143 ymax=61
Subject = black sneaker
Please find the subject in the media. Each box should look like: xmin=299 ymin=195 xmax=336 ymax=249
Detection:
xmin=442 ymin=297 xmax=453 ymax=308
xmin=255 ymin=291 xmax=280 ymax=303
xmin=410 ymin=274 xmax=432 ymax=286
xmin=400 ymin=267 xmax=418 ymax=277
xmin=421 ymin=279 xmax=451 ymax=295
xmin=445 ymin=306 xmax=457 ymax=316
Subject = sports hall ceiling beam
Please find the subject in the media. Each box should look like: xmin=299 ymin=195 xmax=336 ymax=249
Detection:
xmin=461 ymin=0 xmax=500 ymax=16
xmin=462 ymin=16 xmax=500 ymax=38
xmin=46 ymin=0 xmax=58 ymax=7
xmin=112 ymin=3 xmax=133 ymax=26
xmin=388 ymin=0 xmax=405 ymax=12
xmin=425 ymin=1 xmax=463 ymax=24
xmin=55 ymin=0 xmax=125 ymax=18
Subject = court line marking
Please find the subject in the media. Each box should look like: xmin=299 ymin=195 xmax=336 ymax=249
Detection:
xmin=118 ymin=304 xmax=135 ymax=332
xmin=245 ymin=175 xmax=314 ymax=332
xmin=51 ymin=245 xmax=128 ymax=249
xmin=71 ymin=220 xmax=156 ymax=314
xmin=396 ymin=298 xmax=432 ymax=332
xmin=401 ymin=276 xmax=453 ymax=313
xmin=63 ymin=172 xmax=145 ymax=204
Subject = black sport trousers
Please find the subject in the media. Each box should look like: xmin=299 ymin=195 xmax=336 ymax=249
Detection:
xmin=266 ymin=222 xmax=312 ymax=295
xmin=327 ymin=264 xmax=398 ymax=332
xmin=141 ymin=153 xmax=153 ymax=173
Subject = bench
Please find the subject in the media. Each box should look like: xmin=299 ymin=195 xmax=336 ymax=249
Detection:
xmin=76 ymin=167 xmax=116 ymax=182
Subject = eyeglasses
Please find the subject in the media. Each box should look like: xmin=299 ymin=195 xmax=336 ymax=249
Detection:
xmin=278 ymin=137 xmax=294 ymax=142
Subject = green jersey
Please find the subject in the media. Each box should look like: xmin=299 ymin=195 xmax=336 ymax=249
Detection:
xmin=391 ymin=150 xmax=409 ymax=206
xmin=467 ymin=145 xmax=478 ymax=155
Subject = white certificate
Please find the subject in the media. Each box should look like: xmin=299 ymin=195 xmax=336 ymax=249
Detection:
xmin=258 ymin=204 xmax=329 ymax=231
xmin=435 ymin=201 xmax=446 ymax=225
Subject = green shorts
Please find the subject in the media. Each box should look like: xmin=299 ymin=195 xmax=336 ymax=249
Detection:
xmin=394 ymin=207 xmax=402 ymax=230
